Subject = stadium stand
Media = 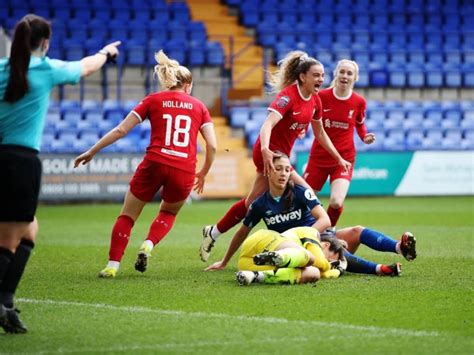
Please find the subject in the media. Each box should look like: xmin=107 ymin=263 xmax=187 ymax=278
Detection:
xmin=0 ymin=0 xmax=472 ymax=154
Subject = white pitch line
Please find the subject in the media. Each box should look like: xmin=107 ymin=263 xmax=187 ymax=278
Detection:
xmin=18 ymin=298 xmax=440 ymax=338
xmin=3 ymin=335 xmax=378 ymax=355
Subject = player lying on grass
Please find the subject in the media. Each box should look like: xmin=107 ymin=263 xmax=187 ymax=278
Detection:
xmin=235 ymin=226 xmax=345 ymax=286
xmin=204 ymin=154 xmax=413 ymax=276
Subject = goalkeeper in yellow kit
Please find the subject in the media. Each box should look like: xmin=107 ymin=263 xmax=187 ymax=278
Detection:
xmin=236 ymin=226 xmax=346 ymax=286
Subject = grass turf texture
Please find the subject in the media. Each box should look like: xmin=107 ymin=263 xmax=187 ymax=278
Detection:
xmin=1 ymin=196 xmax=473 ymax=354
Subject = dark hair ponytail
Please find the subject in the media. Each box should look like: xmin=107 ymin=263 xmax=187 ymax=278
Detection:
xmin=4 ymin=14 xmax=51 ymax=103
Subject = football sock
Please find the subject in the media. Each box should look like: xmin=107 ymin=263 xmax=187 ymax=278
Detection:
xmin=0 ymin=247 xmax=14 ymax=283
xmin=262 ymin=268 xmax=301 ymax=285
xmin=210 ymin=225 xmax=221 ymax=240
xmin=360 ymin=228 xmax=398 ymax=253
xmin=106 ymin=261 xmax=120 ymax=270
xmin=146 ymin=211 xmax=176 ymax=245
xmin=216 ymin=198 xmax=247 ymax=234
xmin=327 ymin=206 xmax=344 ymax=227
xmin=0 ymin=240 xmax=34 ymax=308
xmin=344 ymin=251 xmax=378 ymax=274
xmin=109 ymin=215 xmax=134 ymax=262
xmin=277 ymin=248 xmax=310 ymax=268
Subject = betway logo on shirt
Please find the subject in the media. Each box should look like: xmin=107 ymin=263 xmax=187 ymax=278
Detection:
xmin=264 ymin=210 xmax=302 ymax=225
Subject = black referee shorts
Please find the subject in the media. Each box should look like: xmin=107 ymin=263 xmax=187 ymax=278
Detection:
xmin=0 ymin=145 xmax=42 ymax=222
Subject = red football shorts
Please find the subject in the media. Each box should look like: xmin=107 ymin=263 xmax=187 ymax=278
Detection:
xmin=304 ymin=163 xmax=354 ymax=192
xmin=129 ymin=158 xmax=195 ymax=203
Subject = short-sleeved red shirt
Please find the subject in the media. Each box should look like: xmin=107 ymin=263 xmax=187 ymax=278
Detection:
xmin=253 ymin=84 xmax=322 ymax=163
xmin=308 ymin=87 xmax=366 ymax=167
xmin=132 ymin=91 xmax=212 ymax=173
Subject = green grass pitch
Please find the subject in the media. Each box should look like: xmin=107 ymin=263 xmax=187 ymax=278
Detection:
xmin=1 ymin=196 xmax=473 ymax=354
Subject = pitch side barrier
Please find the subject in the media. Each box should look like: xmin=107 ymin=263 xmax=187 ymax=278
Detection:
xmin=39 ymin=151 xmax=473 ymax=202
xmin=295 ymin=151 xmax=474 ymax=196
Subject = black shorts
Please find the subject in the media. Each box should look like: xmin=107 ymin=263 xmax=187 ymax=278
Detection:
xmin=0 ymin=145 xmax=42 ymax=222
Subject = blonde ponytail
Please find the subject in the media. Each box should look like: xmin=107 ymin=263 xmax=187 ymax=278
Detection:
xmin=154 ymin=50 xmax=192 ymax=90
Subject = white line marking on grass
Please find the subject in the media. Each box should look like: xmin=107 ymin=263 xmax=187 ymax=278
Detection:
xmin=18 ymin=298 xmax=440 ymax=339
xmin=4 ymin=336 xmax=376 ymax=354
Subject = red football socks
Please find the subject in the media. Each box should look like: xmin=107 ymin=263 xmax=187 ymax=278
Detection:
xmin=216 ymin=198 xmax=248 ymax=233
xmin=109 ymin=215 xmax=135 ymax=262
xmin=327 ymin=205 xmax=344 ymax=227
xmin=146 ymin=211 xmax=176 ymax=245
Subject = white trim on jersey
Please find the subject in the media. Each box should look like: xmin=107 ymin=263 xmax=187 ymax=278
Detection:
xmin=200 ymin=122 xmax=214 ymax=130
xmin=131 ymin=110 xmax=143 ymax=123
xmin=296 ymin=84 xmax=312 ymax=101
xmin=268 ymin=107 xmax=283 ymax=119
xmin=332 ymin=87 xmax=353 ymax=101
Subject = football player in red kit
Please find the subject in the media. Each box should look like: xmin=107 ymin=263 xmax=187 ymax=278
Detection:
xmin=304 ymin=59 xmax=376 ymax=228
xmin=200 ymin=51 xmax=351 ymax=262
xmin=74 ymin=50 xmax=217 ymax=278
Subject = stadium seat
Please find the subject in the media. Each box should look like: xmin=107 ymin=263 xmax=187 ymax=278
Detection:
xmin=389 ymin=70 xmax=406 ymax=87
xmin=188 ymin=43 xmax=206 ymax=67
xmin=461 ymin=110 xmax=474 ymax=129
xmin=445 ymin=70 xmax=462 ymax=87
xmin=461 ymin=129 xmax=474 ymax=149
xmin=404 ymin=109 xmax=424 ymax=130
xmin=406 ymin=129 xmax=425 ymax=150
xmin=422 ymin=129 xmax=443 ymax=149
xmin=407 ymin=69 xmax=425 ymax=87
xmin=206 ymin=42 xmax=225 ymax=66
xmin=423 ymin=109 xmax=442 ymax=129
xmin=229 ymin=107 xmax=250 ymax=128
xmin=383 ymin=129 xmax=405 ymax=151
xmin=384 ymin=109 xmax=405 ymax=130
xmin=370 ymin=69 xmax=388 ymax=87
xmin=250 ymin=107 xmax=268 ymax=125
xmin=442 ymin=129 xmax=463 ymax=150
xmin=441 ymin=109 xmax=462 ymax=129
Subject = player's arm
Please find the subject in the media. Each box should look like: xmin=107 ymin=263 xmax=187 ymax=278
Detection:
xmin=80 ymin=41 xmax=121 ymax=77
xmin=311 ymin=119 xmax=351 ymax=172
xmin=355 ymin=100 xmax=375 ymax=144
xmin=310 ymin=204 xmax=331 ymax=233
xmin=260 ymin=111 xmax=282 ymax=176
xmin=74 ymin=112 xmax=139 ymax=167
xmin=205 ymin=224 xmax=251 ymax=271
xmin=194 ymin=123 xmax=217 ymax=194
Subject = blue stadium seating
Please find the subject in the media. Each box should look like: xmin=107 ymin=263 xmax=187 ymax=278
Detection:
xmin=229 ymin=107 xmax=250 ymax=128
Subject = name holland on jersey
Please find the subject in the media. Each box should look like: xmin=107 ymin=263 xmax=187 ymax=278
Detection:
xmin=163 ymin=100 xmax=193 ymax=110
xmin=264 ymin=210 xmax=302 ymax=225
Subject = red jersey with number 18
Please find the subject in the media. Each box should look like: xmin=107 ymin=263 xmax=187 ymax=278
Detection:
xmin=132 ymin=91 xmax=212 ymax=173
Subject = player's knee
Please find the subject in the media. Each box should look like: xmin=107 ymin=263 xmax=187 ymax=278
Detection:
xmin=351 ymin=225 xmax=365 ymax=235
xmin=24 ymin=218 xmax=39 ymax=242
xmin=329 ymin=198 xmax=344 ymax=209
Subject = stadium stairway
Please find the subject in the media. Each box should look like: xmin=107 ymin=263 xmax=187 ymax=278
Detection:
xmin=202 ymin=115 xmax=247 ymax=153
xmin=187 ymin=0 xmax=272 ymax=100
